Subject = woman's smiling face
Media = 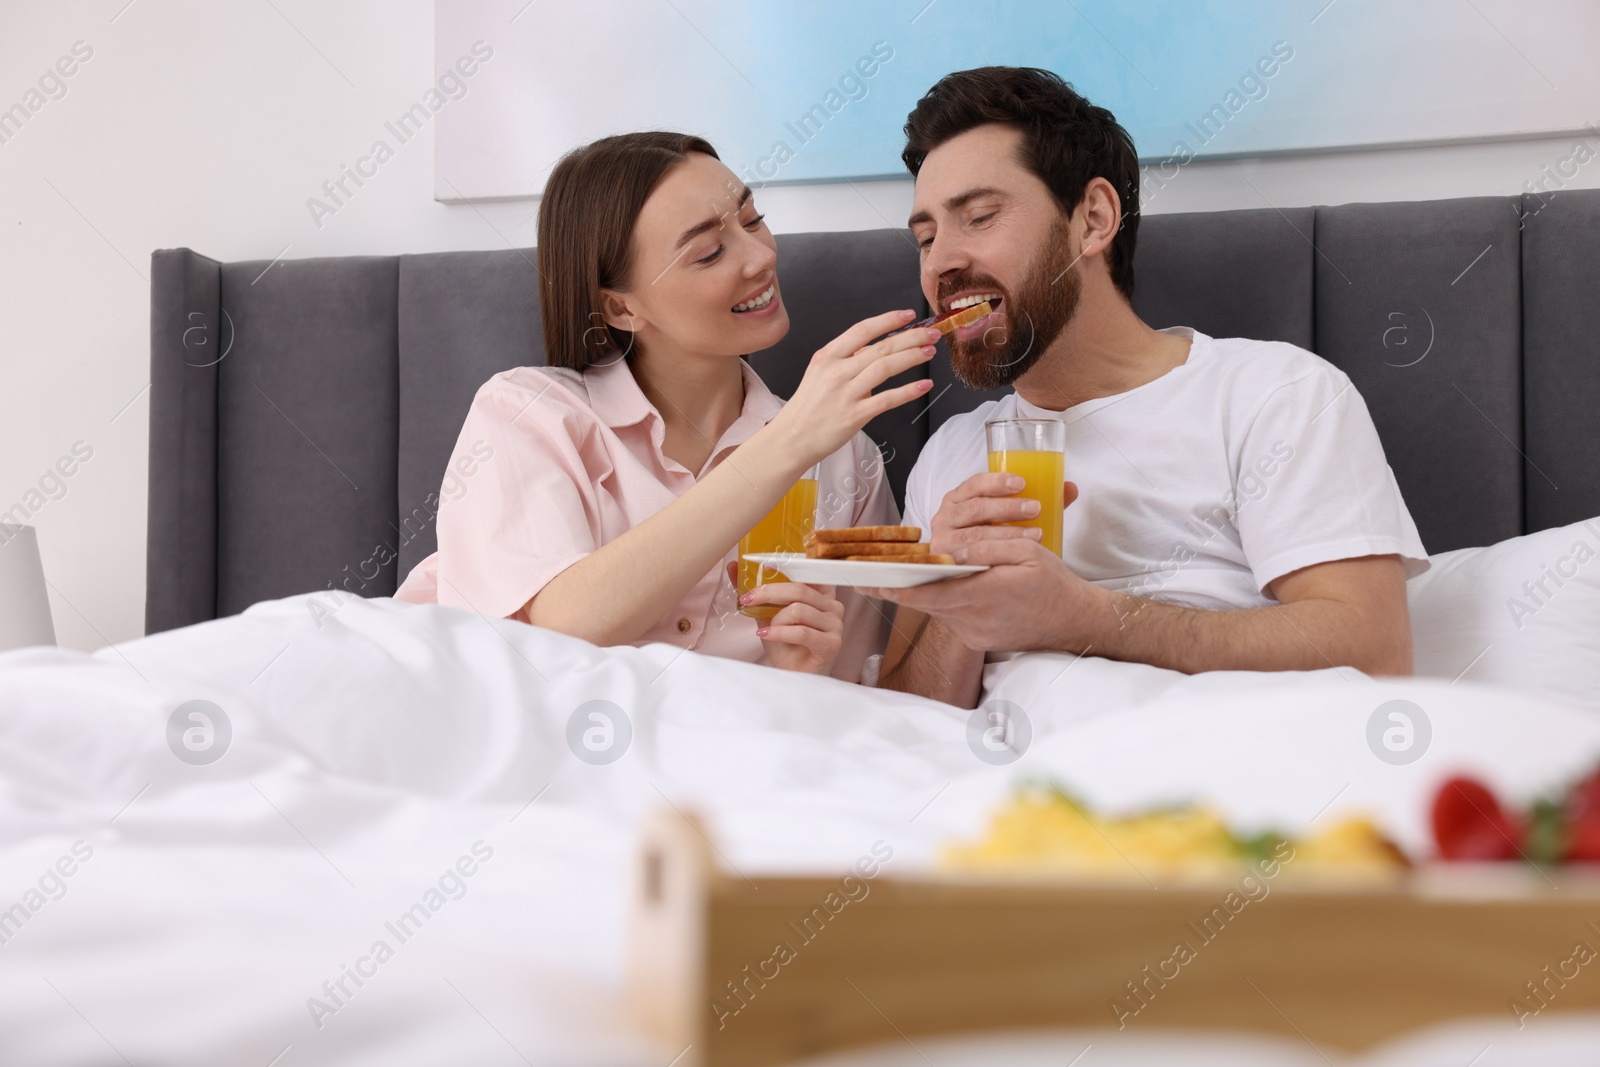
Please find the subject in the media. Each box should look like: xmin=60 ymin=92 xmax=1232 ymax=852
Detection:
xmin=602 ymin=152 xmax=789 ymax=360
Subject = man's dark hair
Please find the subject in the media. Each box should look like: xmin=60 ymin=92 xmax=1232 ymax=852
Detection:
xmin=902 ymin=66 xmax=1140 ymax=299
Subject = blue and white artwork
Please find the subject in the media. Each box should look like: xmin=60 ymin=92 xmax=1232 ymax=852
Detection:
xmin=435 ymin=0 xmax=1599 ymax=200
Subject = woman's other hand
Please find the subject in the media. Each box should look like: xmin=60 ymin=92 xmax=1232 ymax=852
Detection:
xmin=767 ymin=309 xmax=938 ymax=463
xmin=725 ymin=562 xmax=844 ymax=675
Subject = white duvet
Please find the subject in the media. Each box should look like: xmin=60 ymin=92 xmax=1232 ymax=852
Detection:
xmin=1 ymin=593 xmax=1598 ymax=1066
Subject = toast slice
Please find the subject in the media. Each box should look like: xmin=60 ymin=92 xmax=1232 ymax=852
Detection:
xmin=805 ymin=526 xmax=921 ymax=545
xmin=807 ymin=541 xmax=930 ymax=560
xmin=931 ymin=300 xmax=993 ymax=336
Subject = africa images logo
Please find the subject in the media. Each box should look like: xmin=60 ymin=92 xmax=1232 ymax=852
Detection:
xmin=166 ymin=699 xmax=232 ymax=766
xmin=1366 ymin=699 xmax=1431 ymax=766
xmin=566 ymin=699 xmax=632 ymax=765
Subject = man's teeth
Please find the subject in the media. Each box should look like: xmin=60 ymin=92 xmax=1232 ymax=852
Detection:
xmin=948 ymin=293 xmax=1001 ymax=311
xmin=733 ymin=285 xmax=776 ymax=312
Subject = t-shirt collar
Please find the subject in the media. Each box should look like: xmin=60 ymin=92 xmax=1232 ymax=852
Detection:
xmin=1013 ymin=326 xmax=1207 ymax=419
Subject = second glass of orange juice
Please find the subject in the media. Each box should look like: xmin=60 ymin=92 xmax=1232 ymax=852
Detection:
xmin=985 ymin=419 xmax=1066 ymax=556
xmin=737 ymin=464 xmax=820 ymax=619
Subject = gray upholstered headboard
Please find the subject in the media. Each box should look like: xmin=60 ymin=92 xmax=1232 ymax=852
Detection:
xmin=146 ymin=189 xmax=1600 ymax=635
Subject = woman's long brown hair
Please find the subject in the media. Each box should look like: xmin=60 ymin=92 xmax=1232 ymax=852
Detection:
xmin=537 ymin=131 xmax=719 ymax=371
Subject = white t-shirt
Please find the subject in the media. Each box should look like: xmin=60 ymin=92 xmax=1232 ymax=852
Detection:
xmin=902 ymin=327 xmax=1429 ymax=612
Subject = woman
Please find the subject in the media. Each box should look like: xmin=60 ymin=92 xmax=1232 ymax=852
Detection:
xmin=395 ymin=132 xmax=940 ymax=681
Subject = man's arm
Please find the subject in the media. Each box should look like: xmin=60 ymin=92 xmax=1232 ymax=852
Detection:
xmin=1098 ymin=554 xmax=1413 ymax=676
xmin=875 ymin=606 xmax=986 ymax=708
xmin=866 ymin=471 xmax=1063 ymax=706
xmin=875 ymin=540 xmax=1413 ymax=678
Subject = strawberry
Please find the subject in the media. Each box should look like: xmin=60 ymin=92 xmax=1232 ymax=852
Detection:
xmin=1432 ymin=776 xmax=1522 ymax=861
xmin=1562 ymin=770 xmax=1600 ymax=862
xmin=1564 ymin=818 xmax=1600 ymax=862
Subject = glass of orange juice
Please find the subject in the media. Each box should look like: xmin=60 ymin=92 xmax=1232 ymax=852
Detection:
xmin=737 ymin=464 xmax=820 ymax=619
xmin=985 ymin=419 xmax=1066 ymax=556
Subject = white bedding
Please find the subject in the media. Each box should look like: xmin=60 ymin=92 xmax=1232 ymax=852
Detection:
xmin=1 ymin=593 xmax=1597 ymax=1065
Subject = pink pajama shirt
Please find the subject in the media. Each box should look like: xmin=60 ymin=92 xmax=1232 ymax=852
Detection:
xmin=395 ymin=356 xmax=897 ymax=683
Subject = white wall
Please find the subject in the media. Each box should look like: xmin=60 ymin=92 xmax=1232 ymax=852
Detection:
xmin=758 ymin=131 xmax=1600 ymax=231
xmin=2 ymin=0 xmax=1598 ymax=653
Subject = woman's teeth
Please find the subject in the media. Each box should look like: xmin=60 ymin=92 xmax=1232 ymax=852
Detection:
xmin=733 ymin=285 xmax=776 ymax=312
xmin=949 ymin=293 xmax=1002 ymax=311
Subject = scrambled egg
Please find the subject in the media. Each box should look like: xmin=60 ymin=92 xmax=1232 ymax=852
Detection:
xmin=1290 ymin=815 xmax=1409 ymax=874
xmin=940 ymin=785 xmax=1405 ymax=882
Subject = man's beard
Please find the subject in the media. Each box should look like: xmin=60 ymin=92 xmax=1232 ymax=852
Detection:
xmin=946 ymin=218 xmax=1081 ymax=391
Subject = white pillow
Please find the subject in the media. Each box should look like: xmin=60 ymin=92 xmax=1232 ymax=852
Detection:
xmin=1407 ymin=515 xmax=1600 ymax=710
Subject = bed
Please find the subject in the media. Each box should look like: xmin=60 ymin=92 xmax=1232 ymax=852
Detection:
xmin=1 ymin=190 xmax=1598 ymax=1066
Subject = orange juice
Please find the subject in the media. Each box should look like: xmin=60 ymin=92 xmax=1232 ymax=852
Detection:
xmin=737 ymin=477 xmax=818 ymax=619
xmin=988 ymin=449 xmax=1064 ymax=556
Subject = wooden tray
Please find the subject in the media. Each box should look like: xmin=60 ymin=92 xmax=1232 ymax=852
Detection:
xmin=627 ymin=809 xmax=1600 ymax=1067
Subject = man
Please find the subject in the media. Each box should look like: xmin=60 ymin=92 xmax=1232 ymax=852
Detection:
xmin=870 ymin=67 xmax=1427 ymax=709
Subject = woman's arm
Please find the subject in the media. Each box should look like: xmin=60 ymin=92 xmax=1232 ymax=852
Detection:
xmin=521 ymin=424 xmax=806 ymax=643
xmin=521 ymin=311 xmax=940 ymax=645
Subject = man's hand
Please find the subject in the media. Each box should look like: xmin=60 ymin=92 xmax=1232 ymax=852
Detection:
xmin=925 ymin=472 xmax=1080 ymax=556
xmin=870 ymin=537 xmax=1109 ymax=653
xmin=869 ymin=472 xmax=1087 ymax=709
xmin=867 ymin=472 xmax=1088 ymax=652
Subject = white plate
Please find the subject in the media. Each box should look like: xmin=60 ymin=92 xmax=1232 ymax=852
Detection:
xmin=743 ymin=552 xmax=988 ymax=589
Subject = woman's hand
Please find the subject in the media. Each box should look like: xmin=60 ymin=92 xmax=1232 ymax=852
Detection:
xmin=725 ymin=562 xmax=845 ymax=674
xmin=766 ymin=309 xmax=940 ymax=464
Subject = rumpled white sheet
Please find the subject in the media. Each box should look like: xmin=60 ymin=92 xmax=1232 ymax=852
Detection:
xmin=0 ymin=593 xmax=1596 ymax=1066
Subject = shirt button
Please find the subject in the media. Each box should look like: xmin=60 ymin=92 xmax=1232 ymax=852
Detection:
xmin=676 ymin=617 xmax=692 ymax=633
